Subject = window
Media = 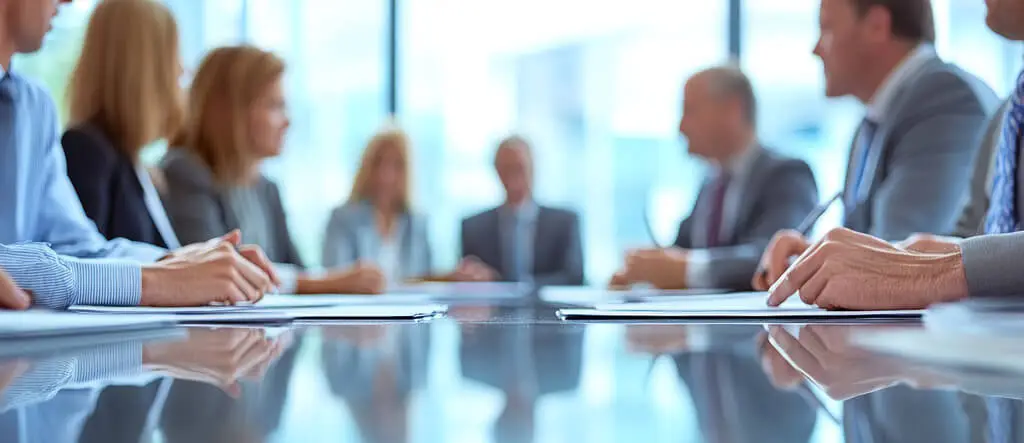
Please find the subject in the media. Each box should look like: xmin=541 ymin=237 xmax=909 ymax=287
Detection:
xmin=401 ymin=0 xmax=729 ymax=280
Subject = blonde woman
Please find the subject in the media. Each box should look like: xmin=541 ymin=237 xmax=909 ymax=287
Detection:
xmin=62 ymin=0 xmax=184 ymax=249
xmin=322 ymin=127 xmax=433 ymax=283
xmin=161 ymin=46 xmax=383 ymax=294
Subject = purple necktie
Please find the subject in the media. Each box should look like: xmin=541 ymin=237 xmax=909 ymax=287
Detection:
xmin=706 ymin=173 xmax=731 ymax=248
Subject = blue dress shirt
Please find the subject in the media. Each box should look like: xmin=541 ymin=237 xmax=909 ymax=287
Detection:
xmin=500 ymin=200 xmax=538 ymax=282
xmin=0 ymin=67 xmax=165 ymax=309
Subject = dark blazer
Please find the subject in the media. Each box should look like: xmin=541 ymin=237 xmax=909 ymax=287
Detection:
xmin=159 ymin=149 xmax=302 ymax=266
xmin=460 ymin=205 xmax=584 ymax=286
xmin=674 ymin=148 xmax=818 ymax=290
xmin=61 ymin=123 xmax=170 ymax=248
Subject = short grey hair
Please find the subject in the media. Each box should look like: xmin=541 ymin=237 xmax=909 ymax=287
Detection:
xmin=695 ymin=65 xmax=758 ymax=127
xmin=495 ymin=134 xmax=533 ymax=162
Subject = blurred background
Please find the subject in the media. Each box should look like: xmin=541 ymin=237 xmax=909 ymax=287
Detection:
xmin=17 ymin=0 xmax=1024 ymax=283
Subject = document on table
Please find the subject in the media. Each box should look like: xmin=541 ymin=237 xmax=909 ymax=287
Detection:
xmin=0 ymin=310 xmax=175 ymax=338
xmin=540 ymin=286 xmax=732 ymax=306
xmin=557 ymin=292 xmax=924 ymax=320
xmin=69 ymin=302 xmax=448 ymax=321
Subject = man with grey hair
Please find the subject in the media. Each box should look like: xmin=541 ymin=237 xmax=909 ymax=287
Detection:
xmin=610 ymin=66 xmax=818 ymax=290
xmin=455 ymin=136 xmax=584 ymax=286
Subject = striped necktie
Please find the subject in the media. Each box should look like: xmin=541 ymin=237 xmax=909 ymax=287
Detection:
xmin=985 ymin=70 xmax=1024 ymax=234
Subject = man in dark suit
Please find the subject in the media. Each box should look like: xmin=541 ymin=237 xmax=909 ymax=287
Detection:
xmin=455 ymin=136 xmax=584 ymax=286
xmin=611 ymin=66 xmax=818 ymax=290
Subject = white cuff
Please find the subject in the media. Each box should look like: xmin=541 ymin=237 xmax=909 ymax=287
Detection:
xmin=685 ymin=249 xmax=714 ymax=289
xmin=274 ymin=263 xmax=300 ymax=294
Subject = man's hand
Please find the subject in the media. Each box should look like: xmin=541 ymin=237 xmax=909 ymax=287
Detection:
xmin=753 ymin=230 xmax=812 ymax=291
xmin=448 ymin=256 xmax=499 ymax=282
xmin=164 ymin=230 xmax=281 ymax=286
xmin=143 ymin=328 xmax=290 ymax=396
xmin=142 ymin=232 xmax=276 ymax=306
xmin=0 ymin=269 xmax=30 ymax=310
xmin=608 ymin=270 xmax=633 ymax=290
xmin=898 ymin=233 xmax=962 ymax=254
xmin=622 ymin=247 xmax=689 ymax=290
xmin=767 ymin=228 xmax=969 ymax=310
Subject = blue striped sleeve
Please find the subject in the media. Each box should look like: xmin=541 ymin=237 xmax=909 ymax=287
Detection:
xmin=0 ymin=243 xmax=142 ymax=309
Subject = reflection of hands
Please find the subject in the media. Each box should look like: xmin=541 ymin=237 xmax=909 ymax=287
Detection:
xmin=621 ymin=248 xmax=688 ymax=290
xmin=0 ymin=359 xmax=30 ymax=394
xmin=321 ymin=325 xmax=390 ymax=349
xmin=448 ymin=256 xmax=499 ymax=282
xmin=765 ymin=325 xmax=950 ymax=400
xmin=766 ymin=228 xmax=968 ymax=310
xmin=0 ymin=269 xmax=30 ymax=310
xmin=625 ymin=325 xmax=690 ymax=355
xmin=143 ymin=328 xmax=291 ymax=396
xmin=757 ymin=331 xmax=807 ymax=391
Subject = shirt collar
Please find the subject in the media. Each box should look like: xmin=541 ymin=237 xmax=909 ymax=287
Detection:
xmin=716 ymin=143 xmax=761 ymax=180
xmin=504 ymin=198 xmax=539 ymax=222
xmin=865 ymin=44 xmax=936 ymax=122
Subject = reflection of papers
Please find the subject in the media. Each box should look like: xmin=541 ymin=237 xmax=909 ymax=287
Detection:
xmin=68 ymin=302 xmax=447 ymax=321
xmin=558 ymin=292 xmax=923 ymax=320
xmin=0 ymin=310 xmax=174 ymax=338
xmin=540 ymin=286 xmax=730 ymax=306
xmin=855 ymin=329 xmax=1024 ymax=375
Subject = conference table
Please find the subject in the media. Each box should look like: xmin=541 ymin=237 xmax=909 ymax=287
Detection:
xmin=1 ymin=285 xmax=1020 ymax=443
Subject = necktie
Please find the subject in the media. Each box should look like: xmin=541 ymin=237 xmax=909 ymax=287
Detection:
xmin=705 ymin=173 xmax=730 ymax=248
xmin=503 ymin=210 xmax=525 ymax=282
xmin=846 ymin=118 xmax=879 ymax=214
xmin=0 ymin=73 xmax=20 ymax=240
xmin=985 ymin=70 xmax=1024 ymax=234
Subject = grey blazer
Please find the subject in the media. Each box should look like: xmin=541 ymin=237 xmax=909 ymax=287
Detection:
xmin=461 ymin=205 xmax=584 ymax=286
xmin=321 ymin=200 xmax=433 ymax=279
xmin=842 ymin=54 xmax=999 ymax=241
xmin=953 ymin=99 xmax=1011 ymax=238
xmin=674 ymin=148 xmax=818 ymax=290
xmin=159 ymin=149 xmax=303 ymax=267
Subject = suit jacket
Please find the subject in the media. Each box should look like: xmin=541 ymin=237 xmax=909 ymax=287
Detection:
xmin=842 ymin=54 xmax=999 ymax=241
xmin=460 ymin=205 xmax=584 ymax=286
xmin=159 ymin=149 xmax=303 ymax=266
xmin=61 ymin=123 xmax=170 ymax=248
xmin=321 ymin=200 xmax=432 ymax=279
xmin=953 ymin=99 xmax=1011 ymax=238
xmin=674 ymin=148 xmax=818 ymax=290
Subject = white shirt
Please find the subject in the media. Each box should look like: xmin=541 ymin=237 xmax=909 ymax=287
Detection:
xmin=377 ymin=234 xmax=403 ymax=285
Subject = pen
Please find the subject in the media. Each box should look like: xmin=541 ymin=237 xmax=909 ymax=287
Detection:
xmin=755 ymin=191 xmax=843 ymax=284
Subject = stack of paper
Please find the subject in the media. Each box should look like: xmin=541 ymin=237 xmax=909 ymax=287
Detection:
xmin=558 ymin=292 xmax=924 ymax=320
xmin=69 ymin=299 xmax=448 ymax=324
xmin=540 ymin=286 xmax=731 ymax=306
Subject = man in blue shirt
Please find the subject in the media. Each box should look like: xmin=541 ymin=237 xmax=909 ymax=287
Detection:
xmin=0 ymin=0 xmax=278 ymax=309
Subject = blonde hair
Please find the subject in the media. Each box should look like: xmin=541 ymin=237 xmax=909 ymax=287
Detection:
xmin=67 ymin=0 xmax=183 ymax=161
xmin=348 ymin=125 xmax=412 ymax=211
xmin=173 ymin=45 xmax=286 ymax=185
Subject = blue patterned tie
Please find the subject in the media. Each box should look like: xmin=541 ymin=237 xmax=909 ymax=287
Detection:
xmin=845 ymin=118 xmax=879 ymax=215
xmin=985 ymin=70 xmax=1024 ymax=234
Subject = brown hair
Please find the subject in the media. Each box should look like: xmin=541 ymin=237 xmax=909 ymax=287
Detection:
xmin=348 ymin=125 xmax=412 ymax=211
xmin=174 ymin=45 xmax=285 ymax=185
xmin=851 ymin=0 xmax=935 ymax=43
xmin=67 ymin=0 xmax=183 ymax=160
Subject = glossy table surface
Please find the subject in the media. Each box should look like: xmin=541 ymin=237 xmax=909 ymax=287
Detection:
xmin=1 ymin=288 xmax=1022 ymax=443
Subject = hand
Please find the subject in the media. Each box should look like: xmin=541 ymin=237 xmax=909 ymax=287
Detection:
xmin=331 ymin=262 xmax=386 ymax=294
xmin=0 ymin=269 xmax=30 ymax=310
xmin=757 ymin=331 xmax=805 ymax=391
xmin=765 ymin=325 xmax=950 ymax=400
xmin=767 ymin=228 xmax=968 ymax=310
xmin=143 ymin=328 xmax=290 ymax=396
xmin=607 ymin=270 xmax=633 ymax=290
xmin=142 ymin=232 xmax=275 ymax=306
xmin=625 ymin=325 xmax=690 ymax=355
xmin=753 ymin=230 xmax=811 ymax=291
xmin=449 ymin=256 xmax=499 ymax=282
xmin=163 ymin=230 xmax=281 ymax=286
xmin=621 ymin=247 xmax=688 ymax=290
xmin=898 ymin=233 xmax=962 ymax=254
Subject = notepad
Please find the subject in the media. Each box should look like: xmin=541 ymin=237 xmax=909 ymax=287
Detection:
xmin=69 ymin=303 xmax=448 ymax=321
xmin=557 ymin=291 xmax=924 ymax=320
xmin=540 ymin=286 xmax=732 ymax=306
xmin=0 ymin=310 xmax=175 ymax=338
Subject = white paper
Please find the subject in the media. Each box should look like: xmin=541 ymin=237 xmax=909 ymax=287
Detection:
xmin=559 ymin=291 xmax=924 ymax=319
xmin=70 ymin=305 xmax=253 ymax=315
xmin=279 ymin=304 xmax=447 ymax=320
xmin=540 ymin=286 xmax=734 ymax=306
xmin=0 ymin=310 xmax=174 ymax=338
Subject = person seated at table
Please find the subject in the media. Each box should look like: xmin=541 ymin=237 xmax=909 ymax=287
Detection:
xmin=455 ymin=136 xmax=585 ymax=286
xmin=161 ymin=45 xmax=385 ymax=295
xmin=0 ymin=0 xmax=277 ymax=310
xmin=609 ymin=66 xmax=818 ymax=291
xmin=322 ymin=126 xmax=433 ymax=285
xmin=62 ymin=0 xmax=185 ymax=251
